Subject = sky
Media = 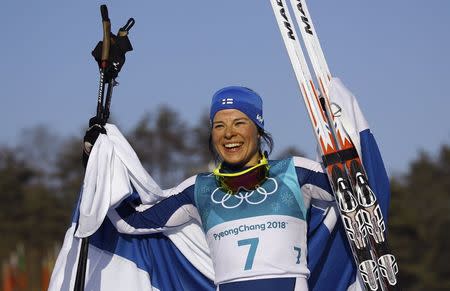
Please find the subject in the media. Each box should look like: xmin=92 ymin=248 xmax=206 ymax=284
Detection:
xmin=1 ymin=1 xmax=449 ymax=176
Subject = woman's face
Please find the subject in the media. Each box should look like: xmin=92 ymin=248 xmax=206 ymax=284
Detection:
xmin=212 ymin=109 xmax=260 ymax=167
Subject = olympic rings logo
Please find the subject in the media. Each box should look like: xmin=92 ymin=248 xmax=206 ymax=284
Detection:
xmin=210 ymin=178 xmax=278 ymax=209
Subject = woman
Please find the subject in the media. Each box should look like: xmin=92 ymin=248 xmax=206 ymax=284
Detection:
xmin=99 ymin=86 xmax=336 ymax=291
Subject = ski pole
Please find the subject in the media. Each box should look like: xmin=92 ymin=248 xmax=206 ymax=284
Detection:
xmin=74 ymin=5 xmax=111 ymax=291
xmin=73 ymin=236 xmax=89 ymax=291
xmin=75 ymin=5 xmax=135 ymax=290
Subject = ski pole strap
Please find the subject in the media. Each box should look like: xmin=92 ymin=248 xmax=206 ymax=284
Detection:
xmin=321 ymin=147 xmax=359 ymax=167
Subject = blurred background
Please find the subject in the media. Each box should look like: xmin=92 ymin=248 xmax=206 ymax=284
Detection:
xmin=1 ymin=1 xmax=449 ymax=290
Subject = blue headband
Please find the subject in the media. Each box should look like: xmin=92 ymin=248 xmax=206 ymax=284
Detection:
xmin=210 ymin=86 xmax=264 ymax=129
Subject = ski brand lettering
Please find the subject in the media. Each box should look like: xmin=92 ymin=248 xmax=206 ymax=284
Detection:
xmin=295 ymin=1 xmax=313 ymax=35
xmin=276 ymin=0 xmax=295 ymax=40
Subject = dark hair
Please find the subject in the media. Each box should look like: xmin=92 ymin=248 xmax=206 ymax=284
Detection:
xmin=208 ymin=127 xmax=274 ymax=163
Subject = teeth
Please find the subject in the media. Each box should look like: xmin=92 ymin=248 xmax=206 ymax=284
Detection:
xmin=224 ymin=143 xmax=241 ymax=148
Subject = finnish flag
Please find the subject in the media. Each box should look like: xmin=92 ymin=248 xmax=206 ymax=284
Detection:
xmin=221 ymin=98 xmax=233 ymax=105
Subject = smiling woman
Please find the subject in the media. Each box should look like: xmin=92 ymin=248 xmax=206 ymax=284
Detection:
xmin=210 ymin=86 xmax=268 ymax=166
xmin=83 ymin=85 xmax=347 ymax=291
xmin=209 ymin=86 xmax=272 ymax=194
xmin=46 ymin=74 xmax=396 ymax=291
xmin=212 ymin=108 xmax=260 ymax=167
xmin=53 ymin=78 xmax=391 ymax=291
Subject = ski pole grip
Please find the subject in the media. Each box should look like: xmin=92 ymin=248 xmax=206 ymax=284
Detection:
xmin=118 ymin=18 xmax=135 ymax=37
xmin=100 ymin=5 xmax=109 ymax=21
xmin=100 ymin=5 xmax=111 ymax=69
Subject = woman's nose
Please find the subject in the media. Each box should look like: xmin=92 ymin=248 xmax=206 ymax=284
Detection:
xmin=224 ymin=126 xmax=235 ymax=139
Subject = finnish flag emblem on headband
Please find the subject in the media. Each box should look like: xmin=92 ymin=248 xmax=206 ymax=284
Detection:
xmin=221 ymin=98 xmax=234 ymax=105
